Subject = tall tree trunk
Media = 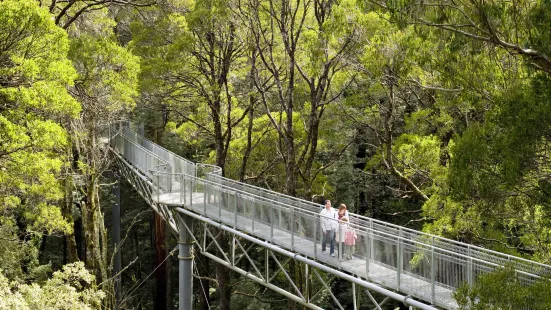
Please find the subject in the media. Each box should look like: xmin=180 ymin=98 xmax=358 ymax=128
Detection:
xmin=285 ymin=54 xmax=297 ymax=197
xmin=165 ymin=220 xmax=173 ymax=310
xmin=216 ymin=233 xmax=231 ymax=310
xmin=154 ymin=212 xmax=168 ymax=310
xmin=64 ymin=173 xmax=79 ymax=263
xmin=239 ymin=91 xmax=255 ymax=182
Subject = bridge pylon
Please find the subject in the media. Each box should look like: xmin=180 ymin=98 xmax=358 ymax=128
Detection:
xmin=177 ymin=213 xmax=194 ymax=310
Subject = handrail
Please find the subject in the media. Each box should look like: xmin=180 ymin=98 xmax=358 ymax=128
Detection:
xmin=116 ymin=126 xmax=551 ymax=271
xmin=110 ymin=124 xmax=551 ymax=309
xmin=147 ymin=171 xmax=551 ymax=278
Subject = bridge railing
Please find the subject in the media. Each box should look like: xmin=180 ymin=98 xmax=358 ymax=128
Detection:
xmin=145 ymin=169 xmax=546 ymax=308
xmin=110 ymin=133 xmax=172 ymax=192
xmin=111 ymin=125 xmax=551 ymax=309
xmin=206 ymin=173 xmax=551 ymax=277
xmin=120 ymin=127 xmax=196 ymax=177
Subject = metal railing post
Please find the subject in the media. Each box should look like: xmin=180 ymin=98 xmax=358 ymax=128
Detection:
xmin=431 ymin=236 xmax=435 ymax=304
xmin=270 ymin=204 xmax=274 ymax=242
xmin=397 ymin=228 xmax=402 ymax=290
xmin=156 ymin=174 xmax=160 ymax=204
xmin=251 ymin=198 xmax=255 ymax=232
xmin=234 ymin=193 xmax=238 ymax=228
xmin=370 ymin=220 xmax=374 ymax=263
xmin=314 ymin=217 xmax=318 ymax=257
xmin=190 ymin=174 xmax=193 ymax=209
xmin=217 ymin=184 xmax=221 ymax=220
xmin=467 ymin=245 xmax=473 ymax=286
xmin=338 ymin=223 xmax=343 ymax=263
xmin=183 ymin=175 xmax=187 ymax=206
xmin=203 ymin=178 xmax=207 ymax=215
xmin=365 ymin=229 xmax=370 ymax=279
xmin=180 ymin=174 xmax=183 ymax=205
xmin=291 ymin=208 xmax=295 ymax=250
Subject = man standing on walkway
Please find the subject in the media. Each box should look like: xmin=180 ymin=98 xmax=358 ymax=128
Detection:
xmin=320 ymin=200 xmax=337 ymax=256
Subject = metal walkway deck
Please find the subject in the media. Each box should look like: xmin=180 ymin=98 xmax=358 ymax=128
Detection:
xmin=109 ymin=124 xmax=551 ymax=309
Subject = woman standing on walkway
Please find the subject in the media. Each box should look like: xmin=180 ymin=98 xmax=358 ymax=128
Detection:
xmin=337 ymin=204 xmax=349 ymax=221
xmin=336 ymin=204 xmax=349 ymax=259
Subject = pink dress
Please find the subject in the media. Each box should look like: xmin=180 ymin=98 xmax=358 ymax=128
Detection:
xmin=344 ymin=230 xmax=357 ymax=246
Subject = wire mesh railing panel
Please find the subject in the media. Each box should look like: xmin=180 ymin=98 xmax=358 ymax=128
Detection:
xmin=121 ymin=127 xmax=196 ymax=177
xmin=110 ymin=124 xmax=551 ymax=310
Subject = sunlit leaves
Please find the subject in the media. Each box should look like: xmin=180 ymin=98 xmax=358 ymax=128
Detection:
xmin=0 ymin=262 xmax=104 ymax=310
xmin=69 ymin=34 xmax=140 ymax=112
xmin=0 ymin=0 xmax=78 ymax=234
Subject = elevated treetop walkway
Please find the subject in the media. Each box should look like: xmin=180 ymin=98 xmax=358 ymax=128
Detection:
xmin=109 ymin=123 xmax=551 ymax=310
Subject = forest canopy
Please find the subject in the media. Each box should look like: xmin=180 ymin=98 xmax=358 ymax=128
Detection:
xmin=1 ymin=0 xmax=551 ymax=309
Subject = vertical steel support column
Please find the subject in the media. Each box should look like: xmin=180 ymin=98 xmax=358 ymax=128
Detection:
xmin=352 ymin=283 xmax=357 ymax=310
xmin=265 ymin=248 xmax=269 ymax=283
xmin=231 ymin=236 xmax=236 ymax=266
xmin=305 ymin=264 xmax=309 ymax=303
xmin=178 ymin=214 xmax=194 ymax=310
xmin=112 ymin=173 xmax=121 ymax=303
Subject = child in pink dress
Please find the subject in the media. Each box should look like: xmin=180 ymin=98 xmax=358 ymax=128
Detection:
xmin=343 ymin=217 xmax=357 ymax=260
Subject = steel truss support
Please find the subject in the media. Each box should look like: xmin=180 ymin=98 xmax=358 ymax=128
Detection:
xmin=173 ymin=207 xmax=437 ymax=310
xmin=112 ymin=153 xmax=178 ymax=232
xmin=112 ymin=148 xmax=436 ymax=310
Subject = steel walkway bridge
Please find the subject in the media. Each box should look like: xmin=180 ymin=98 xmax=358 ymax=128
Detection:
xmin=108 ymin=124 xmax=551 ymax=310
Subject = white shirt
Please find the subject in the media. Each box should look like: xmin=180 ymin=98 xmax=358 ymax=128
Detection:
xmin=319 ymin=207 xmax=337 ymax=232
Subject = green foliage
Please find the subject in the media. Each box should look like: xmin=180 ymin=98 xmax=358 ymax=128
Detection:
xmin=69 ymin=33 xmax=140 ymax=111
xmin=0 ymin=262 xmax=104 ymax=310
xmin=454 ymin=265 xmax=551 ymax=310
xmin=0 ymin=0 xmax=78 ymax=234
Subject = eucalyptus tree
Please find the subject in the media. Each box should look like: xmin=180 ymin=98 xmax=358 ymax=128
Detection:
xmin=237 ymin=0 xmax=366 ymax=199
xmin=130 ymin=1 xmax=253 ymax=308
xmin=55 ymin=7 xmax=140 ymax=308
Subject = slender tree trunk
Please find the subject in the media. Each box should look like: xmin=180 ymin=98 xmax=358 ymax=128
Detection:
xmin=64 ymin=173 xmax=79 ymax=263
xmin=154 ymin=212 xmax=168 ymax=310
xmin=285 ymin=54 xmax=297 ymax=197
xmin=216 ymin=233 xmax=231 ymax=310
xmin=166 ymin=220 xmax=173 ymax=310
xmin=239 ymin=90 xmax=255 ymax=182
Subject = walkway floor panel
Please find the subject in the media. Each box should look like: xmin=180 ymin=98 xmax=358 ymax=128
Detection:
xmin=153 ymin=190 xmax=457 ymax=309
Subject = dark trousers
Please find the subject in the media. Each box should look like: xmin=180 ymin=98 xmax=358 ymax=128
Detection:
xmin=322 ymin=229 xmax=335 ymax=254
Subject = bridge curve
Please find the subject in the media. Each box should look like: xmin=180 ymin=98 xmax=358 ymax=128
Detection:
xmin=108 ymin=123 xmax=551 ymax=310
